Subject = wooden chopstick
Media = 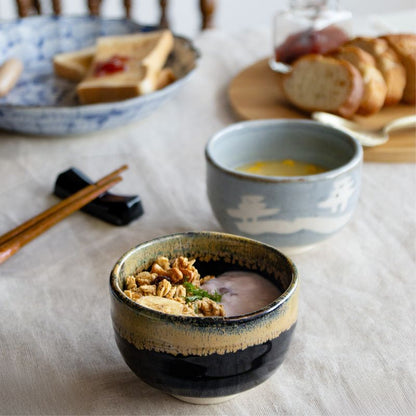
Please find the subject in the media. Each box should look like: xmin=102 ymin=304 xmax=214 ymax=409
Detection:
xmin=0 ymin=165 xmax=128 ymax=265
xmin=0 ymin=164 xmax=128 ymax=247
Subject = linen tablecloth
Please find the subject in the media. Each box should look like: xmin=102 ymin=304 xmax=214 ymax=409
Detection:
xmin=0 ymin=26 xmax=415 ymax=416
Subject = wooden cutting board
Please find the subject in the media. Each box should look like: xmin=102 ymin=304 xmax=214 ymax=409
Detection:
xmin=228 ymin=58 xmax=416 ymax=163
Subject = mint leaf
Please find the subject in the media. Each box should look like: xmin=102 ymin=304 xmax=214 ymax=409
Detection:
xmin=184 ymin=281 xmax=222 ymax=303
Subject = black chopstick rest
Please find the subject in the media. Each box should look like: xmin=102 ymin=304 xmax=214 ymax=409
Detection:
xmin=53 ymin=167 xmax=144 ymax=226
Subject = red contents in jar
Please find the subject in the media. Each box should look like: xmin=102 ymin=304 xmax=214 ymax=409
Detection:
xmin=93 ymin=55 xmax=129 ymax=77
xmin=275 ymin=25 xmax=349 ymax=64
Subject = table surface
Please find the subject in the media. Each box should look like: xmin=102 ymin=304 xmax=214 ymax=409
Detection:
xmin=0 ymin=21 xmax=415 ymax=416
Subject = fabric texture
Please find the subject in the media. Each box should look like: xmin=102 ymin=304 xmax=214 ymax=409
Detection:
xmin=0 ymin=26 xmax=415 ymax=416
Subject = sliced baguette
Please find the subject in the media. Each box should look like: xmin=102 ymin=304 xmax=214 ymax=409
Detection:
xmin=77 ymin=30 xmax=174 ymax=104
xmin=381 ymin=33 xmax=416 ymax=105
xmin=347 ymin=37 xmax=406 ymax=106
xmin=332 ymin=45 xmax=387 ymax=115
xmin=53 ymin=47 xmax=94 ymax=82
xmin=282 ymin=54 xmax=364 ymax=118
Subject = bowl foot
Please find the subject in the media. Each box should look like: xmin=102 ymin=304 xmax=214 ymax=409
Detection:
xmin=277 ymin=243 xmax=318 ymax=255
xmin=171 ymin=393 xmax=239 ymax=404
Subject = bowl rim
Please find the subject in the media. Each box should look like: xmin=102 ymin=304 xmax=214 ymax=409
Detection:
xmin=109 ymin=231 xmax=298 ymax=323
xmin=0 ymin=15 xmax=199 ymax=111
xmin=205 ymin=119 xmax=363 ymax=183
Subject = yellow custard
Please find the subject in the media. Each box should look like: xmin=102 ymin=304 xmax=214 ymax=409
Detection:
xmin=236 ymin=159 xmax=327 ymax=177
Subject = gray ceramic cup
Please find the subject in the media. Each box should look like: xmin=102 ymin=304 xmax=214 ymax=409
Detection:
xmin=205 ymin=119 xmax=363 ymax=254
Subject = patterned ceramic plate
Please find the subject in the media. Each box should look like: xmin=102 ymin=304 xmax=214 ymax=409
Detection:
xmin=0 ymin=16 xmax=198 ymax=136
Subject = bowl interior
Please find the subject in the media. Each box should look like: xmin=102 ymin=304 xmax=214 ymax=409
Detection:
xmin=111 ymin=232 xmax=297 ymax=318
xmin=207 ymin=120 xmax=360 ymax=177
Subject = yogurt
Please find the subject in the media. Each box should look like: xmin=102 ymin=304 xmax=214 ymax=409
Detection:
xmin=202 ymin=271 xmax=281 ymax=317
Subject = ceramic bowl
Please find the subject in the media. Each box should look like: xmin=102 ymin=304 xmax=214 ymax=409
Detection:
xmin=0 ymin=16 xmax=198 ymax=136
xmin=205 ymin=119 xmax=363 ymax=254
xmin=110 ymin=231 xmax=298 ymax=404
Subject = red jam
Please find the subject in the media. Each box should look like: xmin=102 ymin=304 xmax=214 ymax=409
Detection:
xmin=275 ymin=25 xmax=349 ymax=64
xmin=93 ymin=55 xmax=129 ymax=77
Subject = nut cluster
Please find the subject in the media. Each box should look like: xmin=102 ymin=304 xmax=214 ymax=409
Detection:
xmin=150 ymin=256 xmax=200 ymax=285
xmin=123 ymin=256 xmax=225 ymax=317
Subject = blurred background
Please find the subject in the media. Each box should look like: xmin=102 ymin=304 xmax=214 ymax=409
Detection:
xmin=1 ymin=0 xmax=415 ymax=38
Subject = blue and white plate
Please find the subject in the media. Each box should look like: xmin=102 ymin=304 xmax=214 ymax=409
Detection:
xmin=0 ymin=16 xmax=199 ymax=136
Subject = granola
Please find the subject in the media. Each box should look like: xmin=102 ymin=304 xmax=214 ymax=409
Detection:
xmin=123 ymin=256 xmax=225 ymax=317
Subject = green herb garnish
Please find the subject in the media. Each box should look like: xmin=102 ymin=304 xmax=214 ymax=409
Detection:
xmin=183 ymin=282 xmax=222 ymax=303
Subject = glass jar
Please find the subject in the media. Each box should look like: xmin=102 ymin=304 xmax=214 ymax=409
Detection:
xmin=271 ymin=0 xmax=352 ymax=72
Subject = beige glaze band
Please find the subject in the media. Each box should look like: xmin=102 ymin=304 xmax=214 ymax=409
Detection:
xmin=112 ymin=284 xmax=298 ymax=356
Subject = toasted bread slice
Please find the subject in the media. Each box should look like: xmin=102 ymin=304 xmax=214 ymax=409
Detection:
xmin=77 ymin=30 xmax=174 ymax=104
xmin=332 ymin=45 xmax=387 ymax=115
xmin=53 ymin=47 xmax=94 ymax=82
xmin=347 ymin=37 xmax=406 ymax=106
xmin=381 ymin=33 xmax=416 ymax=104
xmin=282 ymin=54 xmax=364 ymax=118
xmin=156 ymin=67 xmax=176 ymax=90
xmin=54 ymin=50 xmax=175 ymax=90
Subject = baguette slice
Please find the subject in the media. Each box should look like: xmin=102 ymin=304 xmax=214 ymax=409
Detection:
xmin=347 ymin=37 xmax=406 ymax=106
xmin=53 ymin=47 xmax=94 ymax=82
xmin=332 ymin=45 xmax=387 ymax=115
xmin=381 ymin=33 xmax=416 ymax=104
xmin=282 ymin=54 xmax=364 ymax=118
xmin=77 ymin=30 xmax=174 ymax=104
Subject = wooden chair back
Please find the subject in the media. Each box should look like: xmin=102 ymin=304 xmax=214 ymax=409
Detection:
xmin=15 ymin=0 xmax=216 ymax=30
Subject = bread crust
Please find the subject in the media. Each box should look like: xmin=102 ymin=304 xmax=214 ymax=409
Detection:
xmin=156 ymin=68 xmax=176 ymax=90
xmin=347 ymin=37 xmax=406 ymax=106
xmin=381 ymin=33 xmax=416 ymax=104
xmin=332 ymin=45 xmax=387 ymax=115
xmin=53 ymin=47 xmax=94 ymax=82
xmin=282 ymin=54 xmax=364 ymax=118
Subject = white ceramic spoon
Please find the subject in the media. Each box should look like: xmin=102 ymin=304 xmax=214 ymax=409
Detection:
xmin=312 ymin=111 xmax=416 ymax=147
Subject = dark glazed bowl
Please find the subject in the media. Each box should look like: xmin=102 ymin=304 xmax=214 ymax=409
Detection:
xmin=110 ymin=232 xmax=298 ymax=404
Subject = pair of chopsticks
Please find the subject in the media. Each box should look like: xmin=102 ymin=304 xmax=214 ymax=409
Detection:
xmin=0 ymin=165 xmax=128 ymax=265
